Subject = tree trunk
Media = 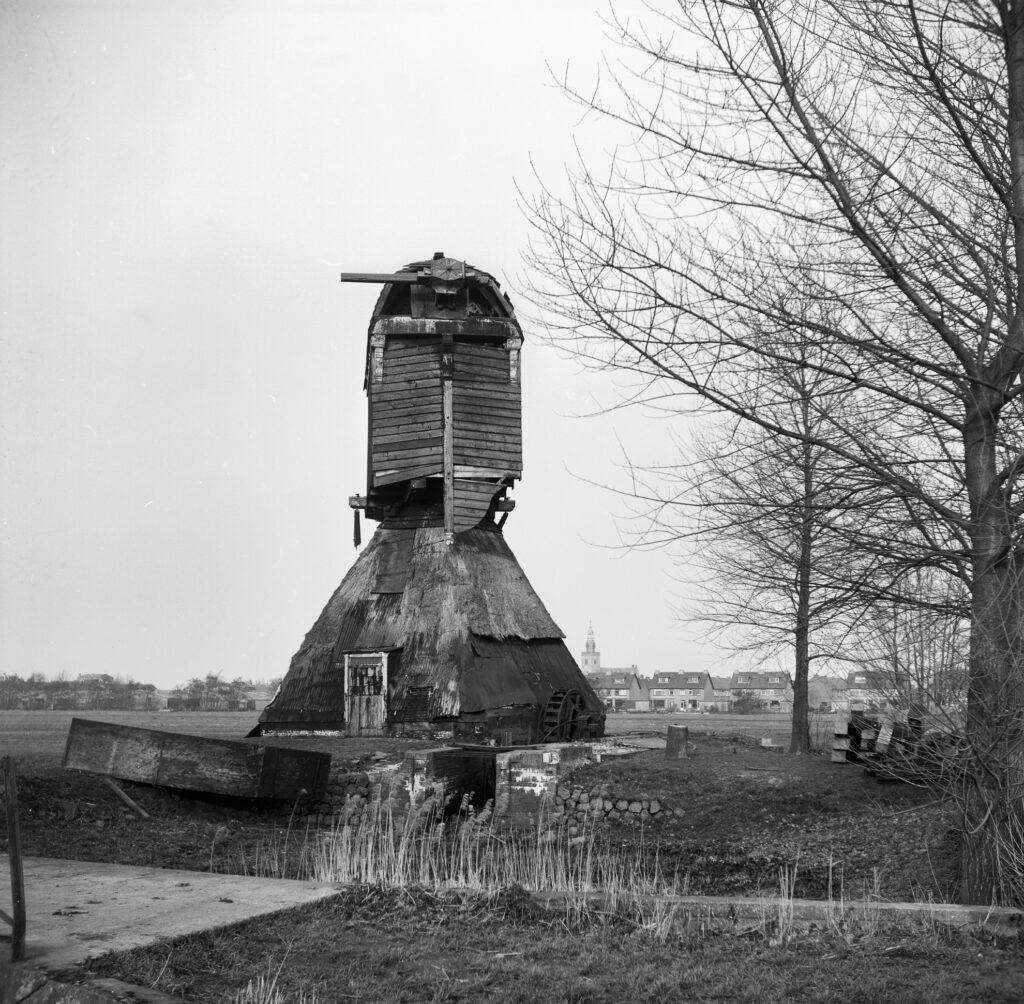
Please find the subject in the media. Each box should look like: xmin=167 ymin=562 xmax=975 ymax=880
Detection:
xmin=959 ymin=409 xmax=1024 ymax=905
xmin=959 ymin=3 xmax=1024 ymax=906
xmin=791 ymin=613 xmax=811 ymax=753
xmin=790 ymin=433 xmax=813 ymax=754
xmin=960 ymin=550 xmax=1024 ymax=904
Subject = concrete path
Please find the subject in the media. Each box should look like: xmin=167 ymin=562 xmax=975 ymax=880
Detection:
xmin=0 ymin=856 xmax=338 ymax=972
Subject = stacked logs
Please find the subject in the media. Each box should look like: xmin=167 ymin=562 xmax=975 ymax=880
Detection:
xmin=551 ymin=784 xmax=683 ymax=834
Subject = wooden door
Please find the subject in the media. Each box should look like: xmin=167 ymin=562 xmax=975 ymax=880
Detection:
xmin=344 ymin=653 xmax=388 ymax=735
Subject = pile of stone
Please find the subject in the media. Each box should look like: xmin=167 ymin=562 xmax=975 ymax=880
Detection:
xmin=294 ymin=767 xmax=398 ymax=823
xmin=552 ymin=784 xmax=684 ymax=833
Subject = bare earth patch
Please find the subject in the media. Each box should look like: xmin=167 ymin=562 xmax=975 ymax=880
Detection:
xmin=564 ymin=740 xmax=956 ymax=901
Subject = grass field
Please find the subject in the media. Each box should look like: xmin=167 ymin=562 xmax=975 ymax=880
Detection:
xmin=82 ymin=888 xmax=1024 ymax=1003
xmin=0 ymin=710 xmax=260 ymax=767
xmin=0 ymin=708 xmax=833 ymax=768
xmin=604 ymin=710 xmax=836 ymax=747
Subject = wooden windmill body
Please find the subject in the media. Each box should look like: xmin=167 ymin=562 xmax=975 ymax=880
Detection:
xmin=255 ymin=254 xmax=605 ymax=744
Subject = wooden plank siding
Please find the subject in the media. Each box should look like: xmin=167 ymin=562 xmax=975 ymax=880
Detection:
xmin=366 ymin=335 xmax=523 ymax=509
xmin=453 ymin=478 xmax=501 ymax=532
xmin=450 ymin=341 xmax=522 ymax=476
xmin=370 ymin=339 xmax=444 ymax=482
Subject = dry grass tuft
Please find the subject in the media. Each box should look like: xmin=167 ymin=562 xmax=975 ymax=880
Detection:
xmin=308 ymin=795 xmax=679 ymax=904
xmin=230 ymin=957 xmax=318 ymax=1003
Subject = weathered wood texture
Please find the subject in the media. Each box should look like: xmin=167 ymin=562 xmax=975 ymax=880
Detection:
xmin=371 ymin=316 xmax=519 ymax=340
xmin=101 ymin=776 xmax=150 ymax=819
xmin=344 ymin=695 xmax=386 ymax=735
xmin=666 ymin=725 xmax=689 ymax=760
xmin=2 ymin=755 xmax=26 ymax=962
xmin=443 ymin=378 xmax=455 ymax=537
xmin=452 ymin=342 xmax=522 ymax=475
xmin=453 ymin=478 xmax=501 ymax=532
xmin=370 ymin=339 xmax=444 ymax=483
xmin=62 ymin=718 xmax=329 ymax=801
xmin=367 ymin=338 xmax=522 ymax=509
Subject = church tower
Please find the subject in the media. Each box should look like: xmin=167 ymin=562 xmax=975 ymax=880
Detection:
xmin=581 ymin=622 xmax=601 ymax=674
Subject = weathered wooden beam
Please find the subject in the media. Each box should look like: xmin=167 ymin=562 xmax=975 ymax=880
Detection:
xmin=368 ymin=332 xmax=386 ymax=383
xmin=339 ymin=272 xmax=420 ymax=284
xmin=371 ymin=317 xmax=521 ymax=340
xmin=2 ymin=756 xmax=26 ymax=962
xmin=666 ymin=725 xmax=689 ymax=760
xmin=100 ymin=776 xmax=151 ymax=819
xmin=452 ymin=465 xmax=514 ymax=480
xmin=443 ymin=377 xmax=454 ymax=543
xmin=62 ymin=718 xmax=330 ymax=801
xmin=374 ymin=464 xmax=441 ymax=487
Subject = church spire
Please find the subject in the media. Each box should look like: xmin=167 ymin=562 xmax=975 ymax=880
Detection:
xmin=581 ymin=621 xmax=600 ymax=672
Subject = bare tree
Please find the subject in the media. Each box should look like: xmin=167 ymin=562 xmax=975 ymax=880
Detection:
xmin=846 ymin=570 xmax=970 ymax=718
xmin=524 ymin=1 xmax=1024 ymax=903
xmin=622 ymin=332 xmax=879 ymax=752
xmin=686 ymin=424 xmax=865 ymax=753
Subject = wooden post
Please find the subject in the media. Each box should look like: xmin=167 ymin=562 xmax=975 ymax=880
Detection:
xmin=666 ymin=725 xmax=689 ymax=760
xmin=368 ymin=332 xmax=386 ymax=384
xmin=442 ymin=376 xmax=454 ymax=543
xmin=100 ymin=776 xmax=150 ymax=820
xmin=2 ymin=756 xmax=26 ymax=962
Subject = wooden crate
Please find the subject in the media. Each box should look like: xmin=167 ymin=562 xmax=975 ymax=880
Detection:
xmin=62 ymin=718 xmax=329 ymax=801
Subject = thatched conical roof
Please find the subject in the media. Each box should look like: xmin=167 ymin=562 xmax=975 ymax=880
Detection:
xmin=258 ymin=523 xmax=604 ymax=732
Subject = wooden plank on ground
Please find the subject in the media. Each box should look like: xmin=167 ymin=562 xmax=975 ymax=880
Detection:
xmin=61 ymin=718 xmax=329 ymax=801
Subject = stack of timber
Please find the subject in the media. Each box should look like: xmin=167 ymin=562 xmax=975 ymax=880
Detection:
xmin=861 ymin=718 xmax=928 ymax=784
xmin=831 ymin=711 xmax=936 ymax=784
xmin=831 ymin=711 xmax=878 ymax=764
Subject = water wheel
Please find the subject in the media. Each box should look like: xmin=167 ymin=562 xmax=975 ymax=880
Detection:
xmin=539 ymin=689 xmax=584 ymax=742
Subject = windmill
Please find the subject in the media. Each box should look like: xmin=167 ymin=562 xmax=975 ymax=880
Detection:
xmin=254 ymin=253 xmax=605 ymax=744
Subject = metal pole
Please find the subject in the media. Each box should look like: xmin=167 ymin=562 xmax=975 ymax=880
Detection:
xmin=2 ymin=756 xmax=26 ymax=962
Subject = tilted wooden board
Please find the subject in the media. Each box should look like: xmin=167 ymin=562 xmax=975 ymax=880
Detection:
xmin=62 ymin=718 xmax=330 ymax=801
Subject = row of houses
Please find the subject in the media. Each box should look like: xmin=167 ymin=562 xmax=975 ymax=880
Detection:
xmin=585 ymin=668 xmax=899 ymax=714
xmin=579 ymin=625 xmax=917 ymax=714
xmin=585 ymin=669 xmax=795 ymax=713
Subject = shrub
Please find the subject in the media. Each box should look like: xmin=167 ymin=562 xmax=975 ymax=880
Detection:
xmin=732 ymin=691 xmax=765 ymax=714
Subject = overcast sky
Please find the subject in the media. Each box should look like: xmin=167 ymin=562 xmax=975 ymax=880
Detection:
xmin=0 ymin=1 xmax=736 ymax=687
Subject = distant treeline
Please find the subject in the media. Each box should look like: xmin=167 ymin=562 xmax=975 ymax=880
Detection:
xmin=0 ymin=672 xmax=282 ymax=712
